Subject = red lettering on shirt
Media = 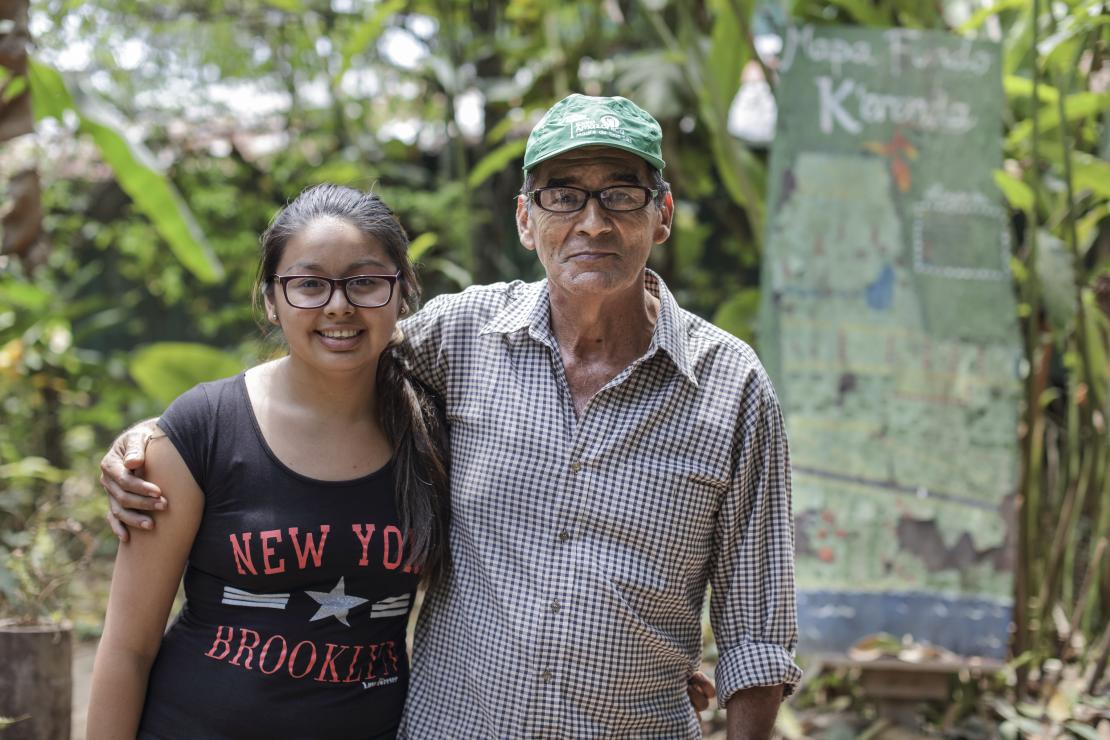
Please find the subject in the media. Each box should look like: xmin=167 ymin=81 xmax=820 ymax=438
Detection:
xmin=382 ymin=526 xmax=403 ymax=570
xmin=351 ymin=524 xmax=376 ymax=566
xmin=202 ymin=627 xmax=403 ymax=689
xmin=289 ymin=525 xmax=330 ymax=570
xmin=363 ymin=642 xmax=380 ymax=680
xmin=316 ymin=643 xmax=349 ymax=683
xmin=343 ymin=645 xmax=364 ymax=683
xmin=205 ymin=625 xmax=234 ymax=659
xmin=288 ymin=640 xmax=317 ymax=679
xmin=260 ymin=529 xmax=285 ymax=574
xmin=229 ymin=628 xmax=261 ymax=669
xmin=229 ymin=533 xmax=257 ymax=576
xmin=258 ymin=634 xmax=288 ymax=675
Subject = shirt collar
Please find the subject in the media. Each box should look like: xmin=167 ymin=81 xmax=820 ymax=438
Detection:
xmin=479 ymin=269 xmax=698 ymax=387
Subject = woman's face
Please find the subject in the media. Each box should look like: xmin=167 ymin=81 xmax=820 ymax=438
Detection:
xmin=265 ymin=216 xmax=402 ymax=378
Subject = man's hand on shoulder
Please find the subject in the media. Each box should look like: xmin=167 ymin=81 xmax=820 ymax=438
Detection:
xmin=98 ymin=419 xmax=166 ymax=542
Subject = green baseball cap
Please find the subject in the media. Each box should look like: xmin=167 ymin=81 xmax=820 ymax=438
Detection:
xmin=523 ymin=94 xmax=666 ymax=173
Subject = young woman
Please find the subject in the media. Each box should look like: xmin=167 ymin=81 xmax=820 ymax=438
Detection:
xmin=87 ymin=184 xmax=449 ymax=739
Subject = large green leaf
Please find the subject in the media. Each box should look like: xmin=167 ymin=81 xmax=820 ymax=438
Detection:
xmin=706 ymin=0 xmax=749 ymax=115
xmin=1002 ymin=3 xmax=1034 ymax=76
xmin=1037 ymin=11 xmax=1110 ymax=70
xmin=27 ymin=61 xmax=224 ymax=283
xmin=129 ymin=343 xmax=244 ymax=406
xmin=957 ymin=0 xmax=1027 ymax=33
xmin=408 ymin=232 xmax=439 ymax=262
xmin=1003 ymin=75 xmax=1059 ymax=104
xmin=713 ymin=287 xmax=761 ymax=345
xmin=26 ymin=60 xmax=71 ymax=121
xmin=1070 ymin=152 xmax=1110 ymax=199
xmin=1006 ymin=91 xmax=1110 ymax=149
xmin=0 ymin=279 xmax=50 ymax=312
xmin=993 ymin=169 xmax=1035 ymax=213
xmin=467 ymin=139 xmax=527 ymax=189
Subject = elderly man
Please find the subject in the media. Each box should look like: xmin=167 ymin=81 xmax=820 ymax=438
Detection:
xmin=101 ymin=94 xmax=801 ymax=737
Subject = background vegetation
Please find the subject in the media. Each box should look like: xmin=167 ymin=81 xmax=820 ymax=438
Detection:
xmin=1 ymin=0 xmax=1108 ymax=734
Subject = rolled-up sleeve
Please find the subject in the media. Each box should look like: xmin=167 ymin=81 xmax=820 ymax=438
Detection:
xmin=710 ymin=371 xmax=802 ymax=705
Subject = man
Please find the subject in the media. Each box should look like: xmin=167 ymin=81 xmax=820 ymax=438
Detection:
xmin=101 ymin=94 xmax=801 ymax=737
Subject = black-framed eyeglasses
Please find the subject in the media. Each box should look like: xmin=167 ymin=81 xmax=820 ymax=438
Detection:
xmin=270 ymin=272 xmax=402 ymax=309
xmin=527 ymin=185 xmax=659 ymax=213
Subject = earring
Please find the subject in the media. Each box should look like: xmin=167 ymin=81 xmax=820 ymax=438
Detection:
xmin=400 ymin=305 xmax=408 ymax=315
xmin=271 ymin=312 xmax=278 ymax=321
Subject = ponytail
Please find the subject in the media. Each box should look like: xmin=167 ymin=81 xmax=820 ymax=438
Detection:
xmin=376 ymin=344 xmax=451 ymax=584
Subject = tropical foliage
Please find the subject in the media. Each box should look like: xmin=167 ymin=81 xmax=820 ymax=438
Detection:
xmin=1 ymin=0 xmax=1108 ymax=731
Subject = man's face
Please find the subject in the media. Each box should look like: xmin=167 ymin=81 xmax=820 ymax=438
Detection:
xmin=516 ymin=147 xmax=672 ymax=297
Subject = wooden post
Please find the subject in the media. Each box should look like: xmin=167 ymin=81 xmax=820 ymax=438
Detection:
xmin=0 ymin=621 xmax=73 ymax=740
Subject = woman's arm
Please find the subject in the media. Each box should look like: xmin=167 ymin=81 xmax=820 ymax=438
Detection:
xmin=86 ymin=431 xmax=204 ymax=739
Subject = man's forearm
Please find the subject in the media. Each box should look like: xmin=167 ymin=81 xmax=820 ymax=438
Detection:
xmin=725 ymin=684 xmax=784 ymax=740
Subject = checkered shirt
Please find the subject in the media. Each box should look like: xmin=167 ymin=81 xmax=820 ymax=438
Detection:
xmin=397 ymin=270 xmax=801 ymax=738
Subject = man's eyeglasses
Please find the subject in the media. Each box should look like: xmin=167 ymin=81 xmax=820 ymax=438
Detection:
xmin=270 ymin=272 xmax=402 ymax=309
xmin=527 ymin=185 xmax=659 ymax=213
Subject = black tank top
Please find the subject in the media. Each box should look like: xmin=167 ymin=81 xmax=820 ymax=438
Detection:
xmin=138 ymin=374 xmax=418 ymax=739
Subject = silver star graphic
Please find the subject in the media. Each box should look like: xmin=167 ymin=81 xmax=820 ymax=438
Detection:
xmin=305 ymin=577 xmax=368 ymax=627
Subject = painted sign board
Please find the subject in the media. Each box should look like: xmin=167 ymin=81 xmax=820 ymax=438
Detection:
xmin=759 ymin=25 xmax=1021 ymax=657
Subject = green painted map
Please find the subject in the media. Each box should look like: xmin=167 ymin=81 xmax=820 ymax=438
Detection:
xmin=760 ymin=26 xmax=1021 ymax=656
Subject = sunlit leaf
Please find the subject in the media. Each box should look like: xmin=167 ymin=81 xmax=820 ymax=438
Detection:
xmin=129 ymin=343 xmax=244 ymax=406
xmin=0 ymin=716 xmax=30 ymax=730
xmin=408 ymin=232 xmax=439 ymax=262
xmin=260 ymin=0 xmax=302 ymax=10
xmin=0 ymin=457 xmax=68 ymax=483
xmin=1003 ymin=75 xmax=1059 ymax=104
xmin=1037 ymin=12 xmax=1110 ymax=68
xmin=1002 ymin=3 xmax=1034 ymax=76
xmin=1 ymin=75 xmax=27 ymax=104
xmin=28 ymin=61 xmax=223 ymax=283
xmin=1065 ymin=721 xmax=1102 ymax=740
xmin=422 ymin=257 xmax=472 ymax=289
xmin=1071 ymin=153 xmax=1110 ymax=199
xmin=467 ymin=139 xmax=526 ymax=189
xmin=958 ymin=0 xmax=1028 ymax=33
xmin=1006 ymin=92 xmax=1110 ymax=149
xmin=994 ymin=169 xmax=1035 ymax=212
xmin=26 ymin=59 xmax=72 ymax=121
xmin=706 ymin=0 xmax=749 ymax=114
xmin=0 ymin=280 xmax=50 ymax=312
xmin=310 ymin=160 xmax=364 ymax=186
xmin=1077 ymin=203 xmax=1109 ymax=255
xmin=713 ymin=288 xmax=761 ymax=345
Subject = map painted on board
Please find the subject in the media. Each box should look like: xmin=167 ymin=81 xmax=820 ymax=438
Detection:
xmin=759 ymin=25 xmax=1021 ymax=657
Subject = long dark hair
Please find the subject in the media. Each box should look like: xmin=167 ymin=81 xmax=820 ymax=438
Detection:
xmin=256 ymin=183 xmax=450 ymax=581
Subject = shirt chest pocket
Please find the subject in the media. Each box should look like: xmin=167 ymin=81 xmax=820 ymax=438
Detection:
xmin=588 ymin=464 xmax=726 ymax=572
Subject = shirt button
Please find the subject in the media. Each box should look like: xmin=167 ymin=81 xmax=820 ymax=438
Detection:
xmin=569 ymin=461 xmax=582 ymax=473
xmin=541 ymin=669 xmax=553 ymax=683
xmin=550 ymin=599 xmax=561 ymax=613
xmin=557 ymin=529 xmax=570 ymax=542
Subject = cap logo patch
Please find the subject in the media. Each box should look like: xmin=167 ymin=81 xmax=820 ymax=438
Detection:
xmin=572 ymin=118 xmax=626 ymax=139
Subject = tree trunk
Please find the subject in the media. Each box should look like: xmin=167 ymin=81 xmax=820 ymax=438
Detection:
xmin=0 ymin=621 xmax=72 ymax=740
